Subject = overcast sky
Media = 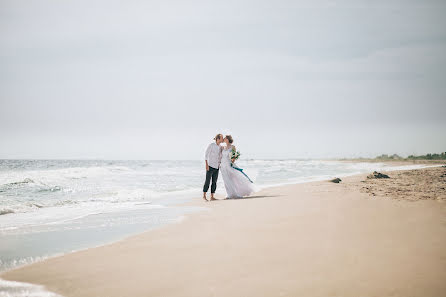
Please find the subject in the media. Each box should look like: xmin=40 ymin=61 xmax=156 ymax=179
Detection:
xmin=1 ymin=0 xmax=445 ymax=160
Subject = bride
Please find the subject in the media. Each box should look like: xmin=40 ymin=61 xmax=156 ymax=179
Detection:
xmin=220 ymin=135 xmax=256 ymax=199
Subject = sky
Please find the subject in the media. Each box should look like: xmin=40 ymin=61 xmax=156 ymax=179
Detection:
xmin=1 ymin=0 xmax=445 ymax=160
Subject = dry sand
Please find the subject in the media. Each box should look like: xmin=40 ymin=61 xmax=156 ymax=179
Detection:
xmin=2 ymin=166 xmax=446 ymax=297
xmin=360 ymin=166 xmax=446 ymax=201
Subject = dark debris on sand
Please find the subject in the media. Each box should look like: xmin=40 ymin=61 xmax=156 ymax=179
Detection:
xmin=367 ymin=171 xmax=390 ymax=179
xmin=330 ymin=178 xmax=342 ymax=183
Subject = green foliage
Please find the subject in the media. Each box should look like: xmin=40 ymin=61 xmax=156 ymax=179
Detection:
xmin=406 ymin=152 xmax=446 ymax=160
xmin=374 ymin=152 xmax=446 ymax=160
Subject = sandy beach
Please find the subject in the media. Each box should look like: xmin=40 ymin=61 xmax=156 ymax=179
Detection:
xmin=2 ymin=166 xmax=446 ymax=297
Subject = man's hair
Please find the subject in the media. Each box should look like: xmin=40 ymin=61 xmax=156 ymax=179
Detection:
xmin=214 ymin=134 xmax=223 ymax=141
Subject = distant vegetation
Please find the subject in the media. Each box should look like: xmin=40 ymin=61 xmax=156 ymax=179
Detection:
xmin=374 ymin=154 xmax=404 ymax=160
xmin=375 ymin=152 xmax=446 ymax=160
xmin=406 ymin=152 xmax=446 ymax=160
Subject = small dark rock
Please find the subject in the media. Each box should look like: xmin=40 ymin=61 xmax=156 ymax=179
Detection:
xmin=330 ymin=178 xmax=342 ymax=183
xmin=367 ymin=171 xmax=390 ymax=179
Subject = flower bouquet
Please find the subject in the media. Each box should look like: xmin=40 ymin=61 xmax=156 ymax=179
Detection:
xmin=230 ymin=147 xmax=241 ymax=161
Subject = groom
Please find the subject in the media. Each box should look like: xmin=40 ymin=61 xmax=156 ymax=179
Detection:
xmin=203 ymin=134 xmax=223 ymax=201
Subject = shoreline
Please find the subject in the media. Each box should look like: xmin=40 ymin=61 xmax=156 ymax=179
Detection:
xmin=2 ymin=165 xmax=445 ymax=297
xmin=0 ymin=163 xmax=441 ymax=274
xmin=337 ymin=159 xmax=446 ymax=165
xmin=1 ymin=161 xmax=439 ymax=275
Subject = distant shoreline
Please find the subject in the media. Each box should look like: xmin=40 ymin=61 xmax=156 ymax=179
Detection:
xmin=337 ymin=151 xmax=446 ymax=164
xmin=337 ymin=158 xmax=446 ymax=165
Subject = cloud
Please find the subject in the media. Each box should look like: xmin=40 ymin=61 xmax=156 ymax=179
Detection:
xmin=0 ymin=0 xmax=445 ymax=159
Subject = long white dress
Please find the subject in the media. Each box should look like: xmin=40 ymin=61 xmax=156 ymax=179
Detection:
xmin=220 ymin=145 xmax=256 ymax=199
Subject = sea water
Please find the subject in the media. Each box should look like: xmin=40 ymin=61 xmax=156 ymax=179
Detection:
xmin=0 ymin=159 xmax=431 ymax=275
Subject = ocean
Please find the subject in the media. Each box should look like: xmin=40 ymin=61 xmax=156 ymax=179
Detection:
xmin=0 ymin=159 xmax=430 ymax=277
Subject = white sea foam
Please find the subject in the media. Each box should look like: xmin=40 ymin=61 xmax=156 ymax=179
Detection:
xmin=0 ymin=278 xmax=62 ymax=297
xmin=0 ymin=202 xmax=165 ymax=234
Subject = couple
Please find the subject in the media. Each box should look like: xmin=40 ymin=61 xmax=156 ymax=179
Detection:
xmin=203 ymin=134 xmax=256 ymax=201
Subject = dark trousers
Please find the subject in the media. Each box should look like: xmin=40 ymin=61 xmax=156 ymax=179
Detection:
xmin=203 ymin=166 xmax=219 ymax=194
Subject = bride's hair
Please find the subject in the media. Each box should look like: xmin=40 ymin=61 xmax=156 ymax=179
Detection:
xmin=214 ymin=134 xmax=223 ymax=141
xmin=225 ymin=135 xmax=233 ymax=144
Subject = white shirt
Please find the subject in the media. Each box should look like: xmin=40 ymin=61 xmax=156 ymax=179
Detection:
xmin=205 ymin=143 xmax=222 ymax=169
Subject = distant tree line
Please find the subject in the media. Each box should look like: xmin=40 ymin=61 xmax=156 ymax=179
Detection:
xmin=406 ymin=152 xmax=446 ymax=160
xmin=375 ymin=154 xmax=404 ymax=160
xmin=375 ymin=152 xmax=446 ymax=160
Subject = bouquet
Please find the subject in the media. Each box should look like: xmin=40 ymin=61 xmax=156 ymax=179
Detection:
xmin=230 ymin=147 xmax=241 ymax=161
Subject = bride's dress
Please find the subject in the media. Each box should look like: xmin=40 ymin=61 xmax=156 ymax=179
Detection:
xmin=220 ymin=145 xmax=256 ymax=198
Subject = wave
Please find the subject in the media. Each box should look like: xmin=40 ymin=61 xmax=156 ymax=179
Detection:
xmin=0 ymin=278 xmax=62 ymax=297
xmin=0 ymin=209 xmax=15 ymax=216
xmin=37 ymin=186 xmax=62 ymax=192
xmin=0 ymin=177 xmax=62 ymax=194
xmin=0 ymin=178 xmax=35 ymax=187
xmin=0 ymin=201 xmax=165 ymax=234
xmin=9 ymin=177 xmax=34 ymax=184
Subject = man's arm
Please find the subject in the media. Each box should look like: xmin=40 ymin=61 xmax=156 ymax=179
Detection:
xmin=218 ymin=145 xmax=223 ymax=167
xmin=204 ymin=145 xmax=211 ymax=171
